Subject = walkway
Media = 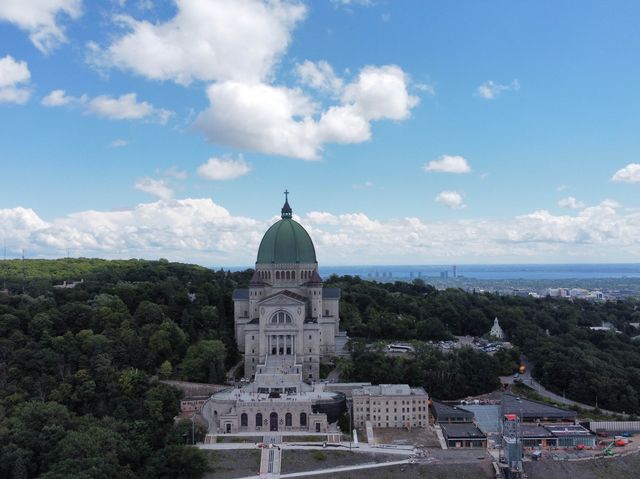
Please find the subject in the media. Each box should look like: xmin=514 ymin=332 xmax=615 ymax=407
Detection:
xmin=259 ymin=435 xmax=282 ymax=479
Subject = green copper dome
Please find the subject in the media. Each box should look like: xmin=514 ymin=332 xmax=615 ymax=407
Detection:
xmin=256 ymin=194 xmax=317 ymax=264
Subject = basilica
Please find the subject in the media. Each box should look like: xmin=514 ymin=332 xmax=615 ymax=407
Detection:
xmin=232 ymin=194 xmax=345 ymax=380
xmin=201 ymin=194 xmax=347 ymax=434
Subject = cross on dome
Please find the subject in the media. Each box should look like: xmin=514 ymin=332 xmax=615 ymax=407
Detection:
xmin=281 ymin=189 xmax=292 ymax=219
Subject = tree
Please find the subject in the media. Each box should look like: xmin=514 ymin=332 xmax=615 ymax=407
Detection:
xmin=159 ymin=360 xmax=172 ymax=379
xmin=180 ymin=340 xmax=226 ymax=384
xmin=143 ymin=445 xmax=209 ymax=479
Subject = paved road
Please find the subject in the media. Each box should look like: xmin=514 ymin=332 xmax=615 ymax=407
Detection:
xmin=512 ymin=357 xmax=629 ymax=418
xmin=238 ymin=459 xmax=412 ymax=479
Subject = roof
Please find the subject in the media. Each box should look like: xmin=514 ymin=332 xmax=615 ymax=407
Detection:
xmin=258 ymin=290 xmax=308 ymax=304
xmin=305 ymin=269 xmax=323 ymax=284
xmin=457 ymin=405 xmax=501 ymax=433
xmin=545 ymin=425 xmax=593 ymax=437
xmin=353 ymin=384 xmax=427 ymax=397
xmin=441 ymin=423 xmax=487 ymax=440
xmin=232 ymin=288 xmax=249 ymax=300
xmin=501 ymin=394 xmax=577 ymax=421
xmin=519 ymin=424 xmax=555 ymax=438
xmin=322 ymin=287 xmax=341 ymax=299
xmin=431 ymin=401 xmax=474 ymax=422
xmin=256 ymin=217 xmax=317 ymax=264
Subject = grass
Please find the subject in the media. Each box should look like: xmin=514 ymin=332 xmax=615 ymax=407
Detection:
xmin=311 ymin=450 xmax=328 ymax=461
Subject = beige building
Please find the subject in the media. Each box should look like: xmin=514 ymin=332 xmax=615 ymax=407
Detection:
xmin=233 ymin=194 xmax=346 ymax=380
xmin=352 ymin=384 xmax=429 ymax=429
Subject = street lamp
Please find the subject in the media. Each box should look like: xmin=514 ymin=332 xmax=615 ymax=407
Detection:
xmin=192 ymin=414 xmax=196 ymax=445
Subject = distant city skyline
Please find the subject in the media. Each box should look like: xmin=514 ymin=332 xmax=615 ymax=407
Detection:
xmin=1 ymin=1 xmax=640 ymax=265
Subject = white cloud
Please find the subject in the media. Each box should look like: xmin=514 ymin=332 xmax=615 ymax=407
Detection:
xmin=3 ymin=197 xmax=640 ymax=264
xmin=352 ymin=181 xmax=373 ymax=190
xmin=424 ymin=155 xmax=471 ymax=174
xmin=89 ymin=93 xmax=171 ymax=123
xmin=194 ymin=64 xmax=418 ymax=159
xmin=612 ymin=163 xmax=640 ymax=183
xmin=435 ymin=190 xmax=466 ymax=209
xmin=414 ymin=82 xmax=435 ymax=95
xmin=42 ymin=89 xmax=172 ymax=124
xmin=163 ymin=166 xmax=187 ymax=180
xmin=0 ymin=55 xmax=31 ymax=104
xmin=92 ymin=0 xmax=307 ymax=85
xmin=134 ymin=177 xmax=173 ymax=200
xmin=295 ymin=60 xmax=343 ymax=93
xmin=110 ymin=138 xmax=129 ymax=148
xmin=0 ymin=0 xmax=82 ymax=53
xmin=197 ymin=155 xmax=252 ymax=180
xmin=476 ymin=79 xmax=520 ymax=100
xmin=41 ymin=89 xmax=79 ymax=106
xmin=342 ymin=65 xmax=418 ymax=121
xmin=558 ymin=196 xmax=585 ymax=209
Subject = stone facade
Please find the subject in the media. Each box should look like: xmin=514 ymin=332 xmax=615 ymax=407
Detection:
xmin=352 ymin=384 xmax=429 ymax=429
xmin=233 ymin=197 xmax=341 ymax=380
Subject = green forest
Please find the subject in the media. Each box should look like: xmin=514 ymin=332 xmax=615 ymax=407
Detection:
xmin=1 ymin=259 xmax=640 ymax=477
xmin=326 ymin=275 xmax=640 ymax=414
xmin=0 ymin=259 xmax=249 ymax=478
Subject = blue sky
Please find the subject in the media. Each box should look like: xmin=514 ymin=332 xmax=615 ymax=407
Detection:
xmin=1 ymin=0 xmax=639 ymax=265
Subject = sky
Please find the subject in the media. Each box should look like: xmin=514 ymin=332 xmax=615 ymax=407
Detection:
xmin=1 ymin=0 xmax=640 ymax=266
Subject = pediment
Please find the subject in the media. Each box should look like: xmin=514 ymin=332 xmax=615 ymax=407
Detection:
xmin=258 ymin=290 xmax=307 ymax=306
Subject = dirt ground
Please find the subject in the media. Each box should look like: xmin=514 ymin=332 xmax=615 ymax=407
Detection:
xmin=524 ymin=452 xmax=640 ymax=479
xmin=367 ymin=426 xmax=441 ymax=448
xmin=280 ymin=449 xmax=400 ymax=474
xmin=202 ymin=450 xmax=261 ymax=479
xmin=302 ymin=461 xmax=495 ymax=479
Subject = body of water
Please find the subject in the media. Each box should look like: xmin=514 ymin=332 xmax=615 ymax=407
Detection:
xmin=316 ymin=264 xmax=640 ymax=280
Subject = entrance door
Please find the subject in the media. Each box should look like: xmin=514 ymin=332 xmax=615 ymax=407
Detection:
xmin=270 ymin=412 xmax=278 ymax=431
xmin=315 ymin=422 xmax=321 ymax=432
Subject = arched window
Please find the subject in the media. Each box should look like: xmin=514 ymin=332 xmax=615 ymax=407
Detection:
xmin=241 ymin=413 xmax=248 ymax=427
xmin=300 ymin=412 xmax=307 ymax=427
xmin=285 ymin=413 xmax=292 ymax=427
xmin=271 ymin=311 xmax=293 ymax=325
xmin=268 ymin=271 xmax=271 ymax=279
xmin=256 ymin=413 xmax=263 ymax=427
xmin=292 ymin=271 xmax=296 ymax=280
xmin=286 ymin=271 xmax=290 ymax=280
xmin=276 ymin=271 xmax=280 ymax=280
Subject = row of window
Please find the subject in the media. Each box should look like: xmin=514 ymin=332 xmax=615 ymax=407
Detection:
xmin=240 ymin=412 xmax=307 ymax=427
xmin=255 ymin=269 xmax=316 ymax=281
xmin=359 ymin=406 xmax=425 ymax=413
xmin=369 ymin=414 xmax=425 ymax=421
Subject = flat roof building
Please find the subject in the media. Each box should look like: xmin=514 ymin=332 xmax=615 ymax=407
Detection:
xmin=430 ymin=401 xmax=474 ymax=424
xmin=501 ymin=394 xmax=577 ymax=423
xmin=352 ymin=384 xmax=429 ymax=429
xmin=441 ymin=423 xmax=487 ymax=448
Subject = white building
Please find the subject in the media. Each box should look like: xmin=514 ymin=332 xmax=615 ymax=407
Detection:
xmin=489 ymin=317 xmax=505 ymax=340
xmin=352 ymin=384 xmax=429 ymax=429
xmin=233 ymin=194 xmax=345 ymax=380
